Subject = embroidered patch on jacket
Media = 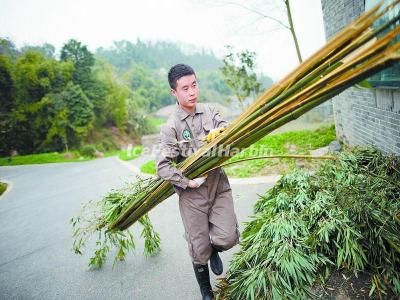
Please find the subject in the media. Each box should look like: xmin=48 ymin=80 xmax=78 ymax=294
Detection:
xmin=182 ymin=129 xmax=192 ymax=141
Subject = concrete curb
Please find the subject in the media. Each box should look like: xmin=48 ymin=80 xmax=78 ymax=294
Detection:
xmin=115 ymin=156 xmax=142 ymax=174
xmin=228 ymin=175 xmax=281 ymax=185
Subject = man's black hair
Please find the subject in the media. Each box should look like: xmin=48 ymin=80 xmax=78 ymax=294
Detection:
xmin=168 ymin=64 xmax=195 ymax=89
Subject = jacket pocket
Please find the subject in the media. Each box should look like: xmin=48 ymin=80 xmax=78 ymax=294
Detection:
xmin=176 ymin=140 xmax=191 ymax=158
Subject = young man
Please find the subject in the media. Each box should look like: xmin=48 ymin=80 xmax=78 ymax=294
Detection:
xmin=156 ymin=64 xmax=239 ymax=300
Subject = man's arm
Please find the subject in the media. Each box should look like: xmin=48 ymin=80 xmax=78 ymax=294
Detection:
xmin=155 ymin=124 xmax=190 ymax=189
xmin=202 ymin=105 xmax=230 ymax=143
xmin=211 ymin=105 xmax=229 ymax=129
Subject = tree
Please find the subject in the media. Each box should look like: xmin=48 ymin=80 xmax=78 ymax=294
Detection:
xmin=0 ymin=38 xmax=19 ymax=60
xmin=283 ymin=0 xmax=302 ymax=63
xmin=0 ymin=55 xmax=15 ymax=114
xmin=60 ymin=39 xmax=95 ymax=90
xmin=92 ymin=62 xmax=129 ymax=130
xmin=38 ymin=83 xmax=95 ymax=152
xmin=62 ymin=82 xmax=94 ymax=147
xmin=6 ymin=51 xmax=74 ymax=154
xmin=221 ymin=46 xmax=261 ymax=111
xmin=21 ymin=43 xmax=56 ymax=58
xmin=0 ymin=55 xmax=15 ymax=155
xmin=124 ymin=63 xmax=173 ymax=110
xmin=14 ymin=51 xmax=57 ymax=103
xmin=127 ymin=98 xmax=151 ymax=137
xmin=214 ymin=0 xmax=303 ymax=63
xmin=40 ymin=92 xmax=69 ymax=152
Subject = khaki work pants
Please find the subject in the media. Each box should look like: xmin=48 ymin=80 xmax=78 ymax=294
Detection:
xmin=177 ymin=168 xmax=240 ymax=265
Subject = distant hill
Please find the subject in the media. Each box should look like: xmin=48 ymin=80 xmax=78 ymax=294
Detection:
xmin=96 ymin=39 xmax=222 ymax=71
xmin=94 ymin=39 xmax=235 ymax=107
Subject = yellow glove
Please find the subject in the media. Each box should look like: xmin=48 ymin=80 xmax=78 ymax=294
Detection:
xmin=203 ymin=127 xmax=226 ymax=143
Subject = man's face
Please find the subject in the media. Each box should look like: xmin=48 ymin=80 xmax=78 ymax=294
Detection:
xmin=171 ymin=74 xmax=199 ymax=111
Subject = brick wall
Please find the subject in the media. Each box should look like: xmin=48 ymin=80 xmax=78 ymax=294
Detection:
xmin=321 ymin=0 xmax=400 ymax=154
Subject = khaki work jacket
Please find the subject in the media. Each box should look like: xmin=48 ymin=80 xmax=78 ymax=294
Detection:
xmin=155 ymin=103 xmax=228 ymax=193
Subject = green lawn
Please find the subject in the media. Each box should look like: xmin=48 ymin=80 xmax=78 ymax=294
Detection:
xmin=139 ymin=125 xmax=337 ymax=177
xmin=0 ymin=151 xmax=90 ymax=166
xmin=0 ymin=145 xmax=144 ymax=166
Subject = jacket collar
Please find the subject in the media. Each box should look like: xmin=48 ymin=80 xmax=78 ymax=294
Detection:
xmin=176 ymin=103 xmax=204 ymax=121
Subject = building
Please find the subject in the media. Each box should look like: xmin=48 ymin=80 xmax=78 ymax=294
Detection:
xmin=321 ymin=0 xmax=400 ymax=154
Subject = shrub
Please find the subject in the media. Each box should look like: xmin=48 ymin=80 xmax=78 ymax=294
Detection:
xmin=80 ymin=144 xmax=97 ymax=157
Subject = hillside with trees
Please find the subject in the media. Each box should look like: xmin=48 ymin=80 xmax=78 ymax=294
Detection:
xmin=0 ymin=38 xmax=273 ymax=157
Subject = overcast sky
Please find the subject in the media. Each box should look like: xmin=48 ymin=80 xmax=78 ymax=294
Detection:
xmin=0 ymin=0 xmax=326 ymax=80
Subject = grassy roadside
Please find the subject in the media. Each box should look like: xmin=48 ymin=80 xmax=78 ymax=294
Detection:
xmin=140 ymin=160 xmax=156 ymax=174
xmin=148 ymin=117 xmax=166 ymax=134
xmin=0 ymin=152 xmax=90 ymax=166
xmin=224 ymin=125 xmax=336 ymax=177
xmin=0 ymin=182 xmax=7 ymax=196
xmin=148 ymin=117 xmax=165 ymax=128
xmin=0 ymin=146 xmax=143 ymax=166
xmin=117 ymin=146 xmax=143 ymax=161
xmin=139 ymin=125 xmax=337 ymax=176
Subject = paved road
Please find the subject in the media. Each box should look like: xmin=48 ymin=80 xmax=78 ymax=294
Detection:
xmin=0 ymin=157 xmax=276 ymax=300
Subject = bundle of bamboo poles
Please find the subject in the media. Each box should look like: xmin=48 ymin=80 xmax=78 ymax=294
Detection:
xmin=108 ymin=0 xmax=400 ymax=231
xmin=71 ymin=1 xmax=400 ymax=266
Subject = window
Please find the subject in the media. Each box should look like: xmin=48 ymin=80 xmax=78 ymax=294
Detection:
xmin=365 ymin=0 xmax=400 ymax=88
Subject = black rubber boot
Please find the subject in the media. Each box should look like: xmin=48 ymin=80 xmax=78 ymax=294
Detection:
xmin=193 ymin=263 xmax=214 ymax=300
xmin=210 ymin=246 xmax=223 ymax=276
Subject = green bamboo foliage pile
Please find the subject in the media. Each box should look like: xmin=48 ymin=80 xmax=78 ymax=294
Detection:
xmin=71 ymin=1 xmax=400 ymax=266
xmin=215 ymin=148 xmax=400 ymax=299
